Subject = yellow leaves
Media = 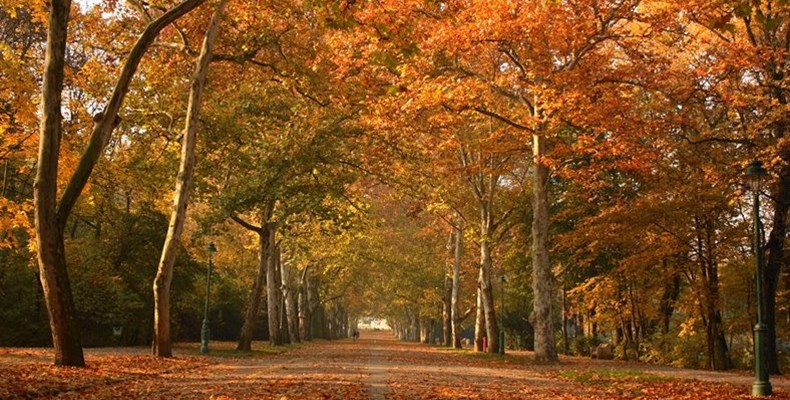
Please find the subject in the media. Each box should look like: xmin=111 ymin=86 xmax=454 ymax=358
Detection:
xmin=678 ymin=318 xmax=697 ymax=338
xmin=0 ymin=0 xmax=47 ymax=23
xmin=0 ymin=198 xmax=32 ymax=249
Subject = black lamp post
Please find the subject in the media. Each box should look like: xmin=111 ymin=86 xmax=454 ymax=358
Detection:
xmin=200 ymin=242 xmax=216 ymax=354
xmin=498 ymin=274 xmax=506 ymax=355
xmin=746 ymin=160 xmax=771 ymax=397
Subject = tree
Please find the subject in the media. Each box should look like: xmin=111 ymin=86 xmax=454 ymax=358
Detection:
xmin=152 ymin=0 xmax=226 ymax=357
xmin=34 ymin=0 xmax=207 ymax=366
xmin=659 ymin=0 xmax=790 ymax=373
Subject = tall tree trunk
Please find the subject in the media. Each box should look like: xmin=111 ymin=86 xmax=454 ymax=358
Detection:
xmin=561 ymin=285 xmax=568 ymax=355
xmin=267 ymin=231 xmax=284 ymax=345
xmin=451 ymin=222 xmax=463 ymax=349
xmin=298 ymin=266 xmax=310 ymax=341
xmin=152 ymin=1 xmax=225 ymax=357
xmin=307 ymin=277 xmax=320 ymax=340
xmin=282 ymin=256 xmax=299 ymax=343
xmin=474 ymin=287 xmax=485 ymax=351
xmin=531 ymin=133 xmax=557 ymax=362
xmin=442 ymin=271 xmax=452 ymax=346
xmin=237 ymin=222 xmax=271 ymax=351
xmin=34 ymin=0 xmax=84 ymax=367
xmin=479 ymin=239 xmax=498 ymax=354
xmin=275 ymin=248 xmax=290 ymax=344
xmin=705 ymin=263 xmax=732 ymax=370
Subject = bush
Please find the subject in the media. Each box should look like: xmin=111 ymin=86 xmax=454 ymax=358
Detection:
xmin=570 ymin=335 xmax=600 ymax=356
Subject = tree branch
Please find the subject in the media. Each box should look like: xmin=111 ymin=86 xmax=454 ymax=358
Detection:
xmin=56 ymin=0 xmax=208 ymax=231
xmin=230 ymin=214 xmax=262 ymax=232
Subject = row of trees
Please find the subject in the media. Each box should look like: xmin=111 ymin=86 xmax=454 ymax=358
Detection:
xmin=327 ymin=0 xmax=789 ymax=373
xmin=2 ymin=0 xmax=364 ymax=365
xmin=1 ymin=0 xmax=787 ymax=373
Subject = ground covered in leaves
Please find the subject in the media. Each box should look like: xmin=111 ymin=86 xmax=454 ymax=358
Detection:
xmin=1 ymin=331 xmax=789 ymax=399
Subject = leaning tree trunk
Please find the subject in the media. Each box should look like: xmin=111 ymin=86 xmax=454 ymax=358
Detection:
xmin=531 ymin=133 xmax=557 ymax=362
xmin=152 ymin=1 xmax=225 ymax=357
xmin=451 ymin=222 xmax=463 ymax=349
xmin=34 ymin=0 xmax=84 ymax=367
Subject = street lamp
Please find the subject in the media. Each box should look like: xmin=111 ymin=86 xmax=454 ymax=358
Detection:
xmin=746 ymin=160 xmax=771 ymax=397
xmin=200 ymin=242 xmax=217 ymax=354
xmin=498 ymin=274 xmax=506 ymax=355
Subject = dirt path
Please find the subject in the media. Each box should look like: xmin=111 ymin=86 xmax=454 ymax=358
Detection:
xmin=366 ymin=336 xmax=388 ymax=400
xmin=2 ymin=332 xmax=790 ymax=399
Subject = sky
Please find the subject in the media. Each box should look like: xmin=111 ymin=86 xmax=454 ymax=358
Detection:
xmin=76 ymin=0 xmax=101 ymax=11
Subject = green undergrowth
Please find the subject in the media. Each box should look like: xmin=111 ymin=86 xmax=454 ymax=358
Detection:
xmin=174 ymin=341 xmax=300 ymax=358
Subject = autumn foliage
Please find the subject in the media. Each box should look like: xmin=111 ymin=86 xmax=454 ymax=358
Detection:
xmin=1 ymin=0 xmax=789 ymax=397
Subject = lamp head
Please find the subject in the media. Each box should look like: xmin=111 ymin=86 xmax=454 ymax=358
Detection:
xmin=745 ymin=159 xmax=768 ymax=192
xmin=208 ymin=242 xmax=217 ymax=254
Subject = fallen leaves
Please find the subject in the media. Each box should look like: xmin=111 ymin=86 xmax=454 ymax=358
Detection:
xmin=1 ymin=335 xmax=788 ymax=399
xmin=0 ymin=352 xmax=210 ymax=399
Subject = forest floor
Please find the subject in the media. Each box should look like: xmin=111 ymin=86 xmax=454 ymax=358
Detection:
xmin=1 ymin=330 xmax=789 ymax=399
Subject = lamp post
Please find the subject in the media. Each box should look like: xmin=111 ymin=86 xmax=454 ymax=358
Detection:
xmin=498 ymin=274 xmax=506 ymax=355
xmin=746 ymin=160 xmax=771 ymax=397
xmin=200 ymin=242 xmax=216 ymax=354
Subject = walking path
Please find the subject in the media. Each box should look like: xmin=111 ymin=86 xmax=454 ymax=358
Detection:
xmin=1 ymin=331 xmax=789 ymax=399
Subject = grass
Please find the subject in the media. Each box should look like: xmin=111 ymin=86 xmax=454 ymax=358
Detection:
xmin=173 ymin=341 xmax=300 ymax=358
xmin=434 ymin=345 xmax=539 ymax=366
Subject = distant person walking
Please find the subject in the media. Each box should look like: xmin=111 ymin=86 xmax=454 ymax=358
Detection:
xmin=352 ymin=330 xmax=360 ymax=341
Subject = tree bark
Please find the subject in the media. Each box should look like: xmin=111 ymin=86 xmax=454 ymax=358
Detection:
xmin=236 ymin=211 xmax=271 ymax=351
xmin=451 ymin=222 xmax=463 ymax=349
xmin=474 ymin=287 xmax=485 ymax=351
xmin=34 ymin=0 xmax=84 ymax=367
xmin=442 ymin=272 xmax=452 ymax=346
xmin=282 ymin=256 xmax=299 ymax=343
xmin=531 ymin=133 xmax=557 ymax=362
xmin=267 ymin=231 xmax=284 ymax=345
xmin=298 ymin=266 xmax=310 ymax=340
xmin=152 ymin=0 xmax=225 ymax=357
xmin=479 ymin=238 xmax=498 ymax=353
